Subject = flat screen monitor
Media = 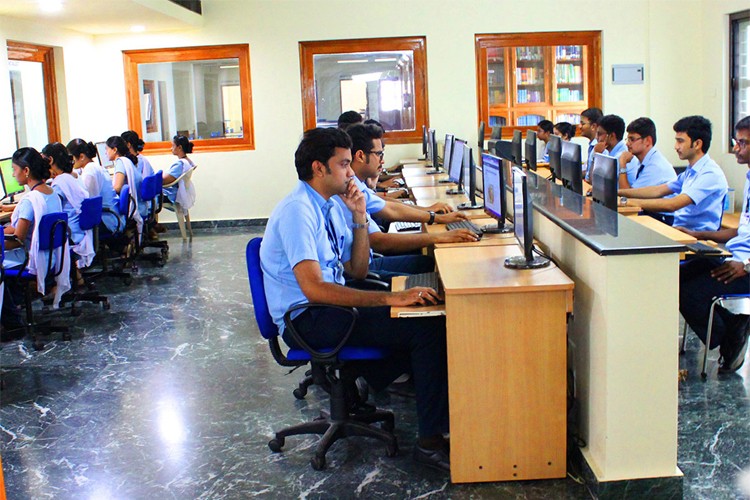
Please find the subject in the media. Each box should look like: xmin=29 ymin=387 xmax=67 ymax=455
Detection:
xmin=442 ymin=133 xmax=454 ymax=171
xmin=478 ymin=121 xmax=486 ymax=151
xmin=491 ymin=126 xmax=502 ymax=140
xmin=0 ymin=157 xmax=23 ymax=201
xmin=494 ymin=140 xmax=514 ymax=162
xmin=427 ymin=128 xmax=441 ymax=174
xmin=505 ymin=167 xmax=549 ymax=269
xmin=457 ymin=146 xmax=482 ymax=210
xmin=447 ymin=138 xmax=465 ymax=187
xmin=96 ymin=141 xmax=114 ymax=169
xmin=481 ymin=153 xmax=512 ymax=234
xmin=547 ymin=134 xmax=562 ymax=181
xmin=511 ymin=130 xmax=523 ymax=167
xmin=591 ymin=153 xmax=618 ymax=210
xmin=421 ymin=125 xmax=428 ymax=157
xmin=525 ymin=130 xmax=538 ymax=171
xmin=561 ymin=140 xmax=583 ymax=195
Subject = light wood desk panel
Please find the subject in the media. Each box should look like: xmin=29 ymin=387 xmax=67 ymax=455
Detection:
xmin=401 ymin=173 xmax=455 ymax=188
xmin=624 ymin=214 xmax=697 ymax=244
xmin=411 ymin=186 xmax=468 ymax=203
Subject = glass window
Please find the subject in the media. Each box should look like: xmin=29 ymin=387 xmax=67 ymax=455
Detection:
xmin=300 ymin=37 xmax=428 ymax=145
xmin=730 ymin=10 xmax=750 ymax=149
xmin=123 ymin=44 xmax=254 ymax=153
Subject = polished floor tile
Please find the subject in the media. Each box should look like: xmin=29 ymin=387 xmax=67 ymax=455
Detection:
xmin=1 ymin=228 xmax=748 ymax=499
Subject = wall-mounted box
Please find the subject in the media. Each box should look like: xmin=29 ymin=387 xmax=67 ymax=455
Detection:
xmin=612 ymin=64 xmax=644 ymax=85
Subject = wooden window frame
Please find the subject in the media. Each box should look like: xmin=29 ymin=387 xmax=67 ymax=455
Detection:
xmin=299 ymin=36 xmax=429 ymax=145
xmin=475 ymin=31 xmax=602 ymax=139
xmin=7 ymin=41 xmax=61 ymax=145
xmin=123 ymin=44 xmax=254 ymax=154
xmin=730 ymin=10 xmax=750 ymax=152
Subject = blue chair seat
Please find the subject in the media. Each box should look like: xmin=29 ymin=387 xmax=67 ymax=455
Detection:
xmin=3 ymin=269 xmax=34 ymax=280
xmin=286 ymin=346 xmax=389 ymax=362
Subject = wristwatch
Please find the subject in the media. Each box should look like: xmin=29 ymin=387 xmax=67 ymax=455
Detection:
xmin=427 ymin=211 xmax=436 ymax=225
xmin=351 ymin=215 xmax=369 ymax=230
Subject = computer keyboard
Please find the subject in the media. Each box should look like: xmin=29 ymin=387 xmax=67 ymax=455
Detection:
xmin=394 ymin=221 xmax=421 ymax=232
xmin=446 ymin=220 xmax=483 ymax=236
xmin=405 ymin=271 xmax=440 ymax=291
xmin=685 ymin=242 xmax=723 ymax=255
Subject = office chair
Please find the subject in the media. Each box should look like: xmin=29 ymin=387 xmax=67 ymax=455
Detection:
xmin=162 ymin=166 xmax=197 ymax=241
xmin=84 ymin=185 xmax=135 ymax=285
xmin=681 ymin=294 xmax=750 ymax=378
xmin=245 ymin=237 xmax=398 ymax=470
xmin=4 ymin=212 xmax=71 ymax=350
xmin=138 ymin=172 xmax=168 ymax=266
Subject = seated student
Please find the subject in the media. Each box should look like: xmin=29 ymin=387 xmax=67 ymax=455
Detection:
xmin=3 ymin=148 xmax=69 ymax=307
xmin=41 ymin=142 xmax=95 ymax=269
xmin=537 ymin=119 xmax=554 ymax=162
xmin=338 ymin=124 xmax=477 ymax=279
xmin=617 ymin=117 xmax=676 ymax=189
xmin=580 ymin=107 xmax=603 ymax=181
xmin=121 ymin=130 xmax=154 ymax=178
xmin=67 ymin=139 xmax=125 ymax=238
xmin=553 ymin=121 xmax=575 ymax=141
xmin=337 ymin=110 xmax=364 ymax=130
xmin=593 ymin=114 xmax=628 ymax=159
xmin=260 ymin=127 xmax=450 ymax=472
xmin=163 ymin=135 xmax=196 ymax=204
xmin=106 ymin=135 xmax=146 ymax=238
xmin=675 ymin=116 xmax=750 ymax=373
xmin=618 ymin=116 xmax=728 ymax=230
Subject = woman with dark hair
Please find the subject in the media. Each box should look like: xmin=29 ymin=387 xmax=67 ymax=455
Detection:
xmin=163 ymin=135 xmax=196 ymax=204
xmin=554 ymin=121 xmax=575 ymax=141
xmin=67 ymin=139 xmax=124 ymax=237
xmin=3 ymin=147 xmax=69 ymax=306
xmin=121 ymin=130 xmax=154 ymax=178
xmin=42 ymin=142 xmax=95 ymax=268
xmin=106 ymin=135 xmax=145 ymax=239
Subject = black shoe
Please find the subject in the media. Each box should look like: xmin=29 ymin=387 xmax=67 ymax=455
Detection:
xmin=413 ymin=444 xmax=450 ymax=473
xmin=719 ymin=328 xmax=749 ymax=374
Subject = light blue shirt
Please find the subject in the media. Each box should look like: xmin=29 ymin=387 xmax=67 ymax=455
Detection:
xmin=627 ymin=147 xmax=677 ymax=189
xmin=162 ymin=160 xmax=186 ymax=203
xmin=334 ymin=176 xmax=382 ymax=234
xmin=667 ymin=154 xmax=728 ymax=231
xmin=606 ymin=140 xmax=628 ymax=159
xmin=725 ymin=170 xmax=750 ymax=263
xmin=114 ymin=157 xmax=148 ymax=219
xmin=260 ymin=181 xmax=354 ymax=333
xmin=3 ymin=192 xmax=63 ymax=269
xmin=52 ymin=182 xmax=84 ymax=245
xmin=137 ymin=154 xmax=154 ymax=178
xmin=542 ymin=142 xmax=550 ymax=163
xmin=584 ymin=138 xmax=598 ymax=181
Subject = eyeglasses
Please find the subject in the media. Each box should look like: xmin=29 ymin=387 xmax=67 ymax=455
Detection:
xmin=626 ymin=135 xmax=644 ymax=144
xmin=369 ymin=150 xmax=385 ymax=159
xmin=732 ymin=138 xmax=749 ymax=149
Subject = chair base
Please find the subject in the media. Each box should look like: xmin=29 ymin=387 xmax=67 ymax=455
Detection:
xmin=269 ymin=409 xmax=398 ymax=470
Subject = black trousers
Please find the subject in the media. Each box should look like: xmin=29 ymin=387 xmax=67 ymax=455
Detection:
xmin=680 ymin=258 xmax=750 ymax=349
xmin=286 ymin=306 xmax=449 ymax=438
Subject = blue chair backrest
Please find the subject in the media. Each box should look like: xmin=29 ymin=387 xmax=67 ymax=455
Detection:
xmin=79 ymin=196 xmax=103 ymax=231
xmin=140 ymin=173 xmax=163 ymax=202
xmin=245 ymin=237 xmax=279 ymax=340
xmin=119 ymin=184 xmax=131 ymax=217
xmin=38 ymin=212 xmax=68 ymax=251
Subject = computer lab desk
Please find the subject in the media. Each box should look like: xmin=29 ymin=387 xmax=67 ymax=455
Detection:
xmin=400 ymin=171 xmax=455 ymax=188
xmin=424 ymin=217 xmax=516 ymax=249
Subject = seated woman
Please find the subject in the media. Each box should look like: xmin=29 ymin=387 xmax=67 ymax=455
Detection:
xmin=67 ymin=139 xmax=125 ymax=238
xmin=162 ymin=135 xmax=195 ymax=205
xmin=121 ymin=130 xmax=154 ymax=178
xmin=554 ymin=121 xmax=575 ymax=142
xmin=3 ymin=147 xmax=69 ymax=308
xmin=106 ymin=135 xmax=146 ymax=239
xmin=42 ymin=142 xmax=95 ymax=269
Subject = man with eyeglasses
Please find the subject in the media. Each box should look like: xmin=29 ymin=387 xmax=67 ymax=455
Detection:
xmin=335 ymin=123 xmax=477 ymax=281
xmin=579 ymin=107 xmax=602 ymax=181
xmin=675 ymin=116 xmax=750 ymax=373
xmin=617 ymin=117 xmax=676 ymax=189
xmin=618 ymin=115 xmax=728 ymax=231
xmin=593 ymin=114 xmax=627 ymax=160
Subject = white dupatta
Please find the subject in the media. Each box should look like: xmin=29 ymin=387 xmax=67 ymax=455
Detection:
xmin=175 ymin=159 xmax=196 ymax=210
xmin=52 ymin=173 xmax=95 ymax=268
xmin=11 ymin=191 xmax=71 ymax=308
xmin=115 ymin=157 xmax=143 ymax=241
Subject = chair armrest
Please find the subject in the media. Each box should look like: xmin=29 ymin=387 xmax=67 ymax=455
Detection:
xmin=102 ymin=207 xmax=123 ymax=234
xmin=282 ymin=303 xmax=359 ymax=362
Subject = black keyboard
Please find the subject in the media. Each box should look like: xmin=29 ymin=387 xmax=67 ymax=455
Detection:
xmin=394 ymin=221 xmax=421 ymax=232
xmin=405 ymin=272 xmax=440 ymax=291
xmin=685 ymin=242 xmax=723 ymax=255
xmin=446 ymin=220 xmax=483 ymax=236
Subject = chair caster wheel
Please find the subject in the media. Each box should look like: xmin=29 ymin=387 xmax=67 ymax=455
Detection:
xmin=33 ymin=341 xmax=45 ymax=351
xmin=268 ymin=437 xmax=284 ymax=452
xmin=311 ymin=454 xmax=326 ymax=470
xmin=385 ymin=441 xmax=399 ymax=457
xmin=293 ymin=388 xmax=306 ymax=400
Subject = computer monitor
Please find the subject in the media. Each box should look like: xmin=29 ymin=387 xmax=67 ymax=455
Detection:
xmin=491 ymin=126 xmax=502 ymax=139
xmin=427 ymin=128 xmax=441 ymax=174
xmin=0 ymin=157 xmax=23 ymax=202
xmin=511 ymin=130 xmax=523 ymax=167
xmin=446 ymin=138 xmax=465 ymax=191
xmin=505 ymin=167 xmax=550 ymax=269
xmin=525 ymin=130 xmax=538 ymax=171
xmin=458 ymin=146 xmax=483 ymax=210
xmin=494 ymin=140 xmax=514 ymax=162
xmin=421 ymin=125 xmax=428 ymax=158
xmin=591 ymin=153 xmax=618 ymax=210
xmin=547 ymin=134 xmax=562 ymax=181
xmin=481 ymin=153 xmax=513 ymax=234
xmin=478 ymin=121 xmax=486 ymax=151
xmin=439 ymin=134 xmax=455 ymax=185
xmin=96 ymin=141 xmax=114 ymax=169
xmin=561 ymin=140 xmax=583 ymax=195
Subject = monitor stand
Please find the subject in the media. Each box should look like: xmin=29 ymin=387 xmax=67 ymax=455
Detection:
xmin=426 ymin=169 xmax=443 ymax=175
xmin=445 ymin=187 xmax=462 ymax=195
xmin=438 ymin=179 xmax=453 ymax=184
xmin=482 ymin=220 xmax=513 ymax=234
xmin=457 ymin=201 xmax=483 ymax=210
xmin=504 ymin=255 xmax=550 ymax=270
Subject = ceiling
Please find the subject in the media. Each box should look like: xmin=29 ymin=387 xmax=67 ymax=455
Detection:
xmin=0 ymin=0 xmax=203 ymax=36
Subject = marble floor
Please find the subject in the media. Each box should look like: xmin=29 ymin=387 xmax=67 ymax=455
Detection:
xmin=0 ymin=228 xmax=749 ymax=499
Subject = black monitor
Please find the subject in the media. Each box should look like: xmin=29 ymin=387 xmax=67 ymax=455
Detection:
xmin=547 ymin=134 xmax=562 ymax=181
xmin=491 ymin=126 xmax=502 ymax=139
xmin=446 ymin=138 xmax=465 ymax=191
xmin=494 ymin=140 xmax=514 ymax=163
xmin=458 ymin=146 xmax=482 ymax=210
xmin=439 ymin=134 xmax=455 ymax=184
xmin=0 ymin=157 xmax=23 ymax=202
xmin=511 ymin=130 xmax=523 ymax=167
xmin=421 ymin=125 xmax=428 ymax=158
xmin=591 ymin=153 xmax=618 ymax=210
xmin=505 ymin=167 xmax=550 ymax=270
xmin=427 ymin=129 xmax=441 ymax=174
xmin=478 ymin=121 xmax=486 ymax=151
xmin=560 ymin=140 xmax=583 ymax=195
xmin=481 ymin=153 xmax=513 ymax=234
xmin=525 ymin=130 xmax=538 ymax=171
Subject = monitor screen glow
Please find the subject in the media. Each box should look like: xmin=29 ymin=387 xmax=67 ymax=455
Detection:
xmin=0 ymin=157 xmax=23 ymax=198
xmin=482 ymin=153 xmax=502 ymax=219
xmin=96 ymin=142 xmax=113 ymax=168
xmin=449 ymin=139 xmax=465 ymax=184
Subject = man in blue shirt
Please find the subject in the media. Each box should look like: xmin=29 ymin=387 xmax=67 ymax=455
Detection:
xmin=618 ymin=116 xmax=728 ymax=231
xmin=618 ymin=117 xmax=676 ymax=189
xmin=580 ymin=107 xmax=602 ymax=181
xmin=260 ymin=127 xmax=451 ymax=471
xmin=593 ymin=114 xmax=627 ymax=160
xmin=676 ymin=116 xmax=750 ymax=373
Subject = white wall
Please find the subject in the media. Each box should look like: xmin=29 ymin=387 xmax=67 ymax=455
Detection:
xmin=1 ymin=0 xmax=733 ymax=221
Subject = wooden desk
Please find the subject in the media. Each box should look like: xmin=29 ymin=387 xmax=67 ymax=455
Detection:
xmin=389 ymin=275 xmax=446 ymax=318
xmin=434 ymin=245 xmax=573 ymax=483
xmin=0 ymin=211 xmax=12 ymax=224
xmin=425 ymin=218 xmax=516 ymax=248
xmin=721 ymin=212 xmax=740 ymax=229
xmin=624 ymin=214 xmax=697 ymax=244
xmin=401 ymin=173 xmax=455 ymax=188
xmin=411 ymin=186 xmax=467 ymax=203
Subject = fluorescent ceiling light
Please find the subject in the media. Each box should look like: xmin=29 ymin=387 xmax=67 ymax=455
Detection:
xmin=39 ymin=0 xmax=63 ymax=13
xmin=220 ymin=65 xmax=239 ymax=69
xmin=338 ymin=59 xmax=369 ymax=64
xmin=131 ymin=25 xmax=146 ymax=33
xmin=374 ymin=58 xmax=398 ymax=62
